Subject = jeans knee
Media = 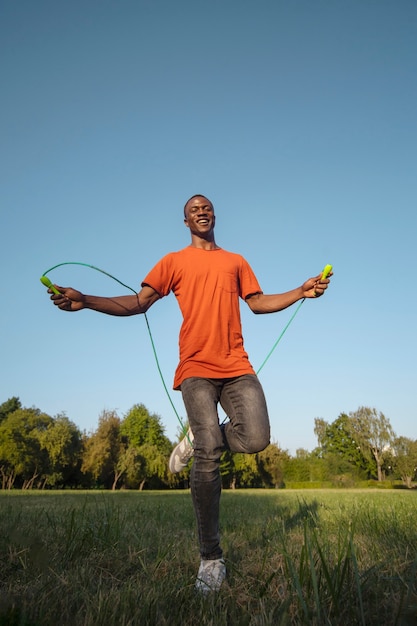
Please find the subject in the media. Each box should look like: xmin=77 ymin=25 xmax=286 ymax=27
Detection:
xmin=246 ymin=432 xmax=270 ymax=454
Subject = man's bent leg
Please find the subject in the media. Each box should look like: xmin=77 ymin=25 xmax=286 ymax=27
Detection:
xmin=220 ymin=374 xmax=270 ymax=454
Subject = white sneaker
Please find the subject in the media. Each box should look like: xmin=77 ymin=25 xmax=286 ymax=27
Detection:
xmin=195 ymin=558 xmax=226 ymax=594
xmin=168 ymin=429 xmax=194 ymax=473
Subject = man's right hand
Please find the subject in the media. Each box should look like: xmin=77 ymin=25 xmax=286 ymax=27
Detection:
xmin=50 ymin=286 xmax=85 ymax=311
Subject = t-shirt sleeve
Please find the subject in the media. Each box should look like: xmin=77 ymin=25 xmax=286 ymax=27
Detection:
xmin=141 ymin=254 xmax=175 ymax=297
xmin=239 ymin=256 xmax=263 ymax=299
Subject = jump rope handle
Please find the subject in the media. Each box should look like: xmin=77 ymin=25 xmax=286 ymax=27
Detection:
xmin=321 ymin=264 xmax=333 ymax=280
xmin=40 ymin=275 xmax=61 ymax=295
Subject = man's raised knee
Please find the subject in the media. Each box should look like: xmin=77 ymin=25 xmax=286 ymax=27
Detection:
xmin=246 ymin=433 xmax=270 ymax=454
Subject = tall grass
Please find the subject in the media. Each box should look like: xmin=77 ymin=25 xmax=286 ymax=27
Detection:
xmin=0 ymin=490 xmax=416 ymax=625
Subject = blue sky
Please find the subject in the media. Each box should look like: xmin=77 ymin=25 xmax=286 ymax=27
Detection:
xmin=1 ymin=0 xmax=416 ymax=454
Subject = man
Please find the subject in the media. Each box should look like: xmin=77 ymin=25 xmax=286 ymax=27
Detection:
xmin=48 ymin=194 xmax=331 ymax=594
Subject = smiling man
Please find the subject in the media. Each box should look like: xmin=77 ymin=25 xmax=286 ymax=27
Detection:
xmin=47 ymin=193 xmax=331 ymax=594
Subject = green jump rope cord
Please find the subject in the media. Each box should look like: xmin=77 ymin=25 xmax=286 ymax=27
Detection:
xmin=255 ymin=298 xmax=305 ymax=375
xmin=41 ymin=261 xmax=307 ymax=438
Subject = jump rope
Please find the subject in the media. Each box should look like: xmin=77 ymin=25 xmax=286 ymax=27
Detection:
xmin=40 ymin=262 xmax=332 ymax=436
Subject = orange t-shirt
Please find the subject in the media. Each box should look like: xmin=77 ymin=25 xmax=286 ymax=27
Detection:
xmin=142 ymin=246 xmax=263 ymax=389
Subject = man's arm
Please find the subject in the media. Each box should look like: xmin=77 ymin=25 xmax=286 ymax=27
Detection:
xmin=49 ymin=284 xmax=161 ymax=316
xmin=246 ymin=273 xmax=331 ymax=314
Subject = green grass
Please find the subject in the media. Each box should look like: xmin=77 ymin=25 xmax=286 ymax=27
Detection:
xmin=1 ymin=489 xmax=416 ymax=625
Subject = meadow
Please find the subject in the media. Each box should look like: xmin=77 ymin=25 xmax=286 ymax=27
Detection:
xmin=1 ymin=489 xmax=416 ymax=625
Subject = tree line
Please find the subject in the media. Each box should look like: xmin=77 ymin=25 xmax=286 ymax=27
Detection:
xmin=0 ymin=397 xmax=416 ymax=490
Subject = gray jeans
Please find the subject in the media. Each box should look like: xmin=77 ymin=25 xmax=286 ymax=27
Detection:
xmin=181 ymin=374 xmax=270 ymax=560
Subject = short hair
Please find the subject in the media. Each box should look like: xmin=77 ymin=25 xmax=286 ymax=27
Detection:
xmin=183 ymin=194 xmax=213 ymax=217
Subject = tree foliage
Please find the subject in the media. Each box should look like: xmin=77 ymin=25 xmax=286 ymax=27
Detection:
xmin=81 ymin=405 xmax=173 ymax=490
xmin=0 ymin=397 xmax=21 ymax=423
xmin=257 ymin=443 xmax=289 ymax=488
xmin=124 ymin=443 xmax=169 ymax=490
xmin=121 ymin=404 xmax=172 ymax=454
xmin=0 ymin=397 xmax=412 ymax=490
xmin=392 ymin=436 xmax=417 ymax=488
xmin=314 ymin=408 xmax=396 ymax=481
xmin=347 ymin=407 xmax=395 ymax=481
xmin=38 ymin=413 xmax=83 ymax=487
xmin=0 ymin=407 xmax=53 ymax=488
xmin=82 ymin=410 xmax=125 ymax=489
xmin=220 ymin=450 xmax=257 ymax=489
xmin=120 ymin=404 xmax=172 ymax=489
xmin=315 ymin=414 xmax=366 ymax=466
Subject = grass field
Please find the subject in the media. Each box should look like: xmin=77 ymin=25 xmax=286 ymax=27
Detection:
xmin=1 ymin=489 xmax=416 ymax=625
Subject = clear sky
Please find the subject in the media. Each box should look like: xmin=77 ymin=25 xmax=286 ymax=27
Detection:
xmin=1 ymin=0 xmax=416 ymax=454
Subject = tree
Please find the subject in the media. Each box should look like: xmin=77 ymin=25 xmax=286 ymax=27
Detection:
xmin=219 ymin=450 xmax=260 ymax=489
xmin=257 ymin=443 xmax=290 ymax=488
xmin=314 ymin=414 xmax=373 ymax=479
xmin=81 ymin=410 xmax=125 ymax=489
xmin=392 ymin=436 xmax=417 ymax=488
xmin=282 ymin=448 xmax=329 ymax=484
xmin=120 ymin=404 xmax=172 ymax=454
xmin=0 ymin=407 xmax=53 ymax=488
xmin=313 ymin=418 xmax=327 ymax=452
xmin=0 ymin=397 xmax=22 ymax=423
xmin=120 ymin=404 xmax=172 ymax=489
xmin=38 ymin=414 xmax=83 ymax=487
xmin=233 ymin=453 xmax=259 ymax=488
xmin=348 ymin=407 xmax=395 ymax=481
xmin=122 ymin=442 xmax=169 ymax=490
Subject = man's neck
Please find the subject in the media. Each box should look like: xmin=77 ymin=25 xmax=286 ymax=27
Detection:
xmin=189 ymin=234 xmax=219 ymax=250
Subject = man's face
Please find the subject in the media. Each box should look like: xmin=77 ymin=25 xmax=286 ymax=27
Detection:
xmin=184 ymin=196 xmax=215 ymax=236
